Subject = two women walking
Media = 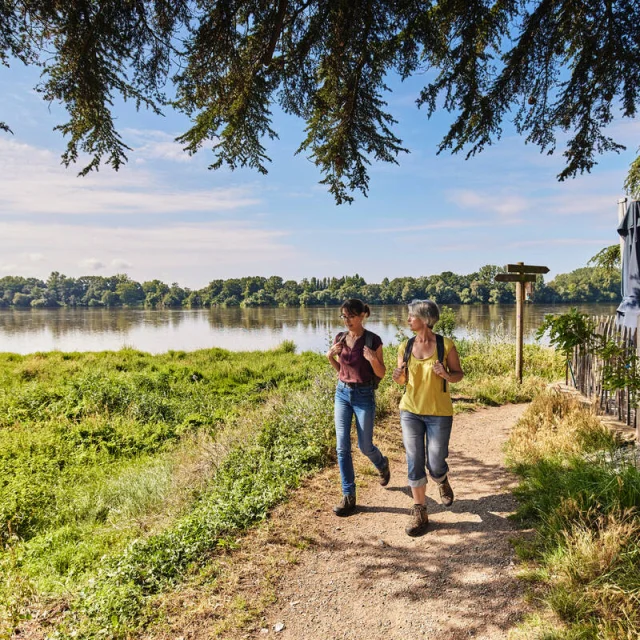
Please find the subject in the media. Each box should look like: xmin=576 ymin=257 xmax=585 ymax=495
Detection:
xmin=327 ymin=298 xmax=464 ymax=535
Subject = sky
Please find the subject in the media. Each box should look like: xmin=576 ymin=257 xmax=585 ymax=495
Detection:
xmin=1 ymin=59 xmax=637 ymax=289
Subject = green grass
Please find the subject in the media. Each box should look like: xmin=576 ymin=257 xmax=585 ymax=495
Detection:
xmin=0 ymin=337 xmax=561 ymax=638
xmin=0 ymin=345 xmax=329 ymax=636
xmin=507 ymin=391 xmax=640 ymax=640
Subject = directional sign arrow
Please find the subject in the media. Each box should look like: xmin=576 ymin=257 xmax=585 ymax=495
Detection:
xmin=506 ymin=264 xmax=549 ymax=274
xmin=495 ymin=273 xmax=538 ymax=283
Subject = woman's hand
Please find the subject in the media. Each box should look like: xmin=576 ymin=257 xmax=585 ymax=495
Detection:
xmin=327 ymin=342 xmax=343 ymax=359
xmin=432 ymin=360 xmax=449 ymax=380
xmin=362 ymin=345 xmax=376 ymax=362
xmin=392 ymin=365 xmax=407 ymax=384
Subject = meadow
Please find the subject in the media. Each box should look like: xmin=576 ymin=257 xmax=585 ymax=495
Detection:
xmin=0 ymin=338 xmax=562 ymax=638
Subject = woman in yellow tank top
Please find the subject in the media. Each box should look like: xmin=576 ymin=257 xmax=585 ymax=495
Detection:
xmin=392 ymin=300 xmax=464 ymax=537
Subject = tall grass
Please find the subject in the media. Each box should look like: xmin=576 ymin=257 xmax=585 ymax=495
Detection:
xmin=0 ymin=347 xmax=328 ymax=636
xmin=507 ymin=391 xmax=640 ymax=640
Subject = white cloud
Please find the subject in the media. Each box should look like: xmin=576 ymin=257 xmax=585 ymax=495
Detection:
xmin=79 ymin=258 xmax=106 ymax=271
xmin=27 ymin=253 xmax=45 ymax=262
xmin=124 ymin=129 xmax=194 ymax=163
xmin=0 ymin=138 xmax=259 ymax=216
xmin=111 ymin=259 xmax=132 ymax=269
xmin=0 ymin=220 xmax=299 ymax=287
xmin=452 ymin=189 xmax=528 ymax=217
xmin=340 ymin=219 xmax=489 ymax=235
xmin=0 ymin=264 xmax=18 ymax=272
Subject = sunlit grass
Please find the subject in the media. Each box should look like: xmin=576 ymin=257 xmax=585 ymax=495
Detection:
xmin=508 ymin=391 xmax=640 ymax=640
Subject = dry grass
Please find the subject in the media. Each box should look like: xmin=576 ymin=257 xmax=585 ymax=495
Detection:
xmin=506 ymin=389 xmax=615 ymax=464
xmin=508 ymin=390 xmax=640 ymax=640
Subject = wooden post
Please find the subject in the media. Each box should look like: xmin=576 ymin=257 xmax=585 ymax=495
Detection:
xmin=515 ymin=262 xmax=524 ymax=384
xmin=496 ymin=263 xmax=549 ymax=384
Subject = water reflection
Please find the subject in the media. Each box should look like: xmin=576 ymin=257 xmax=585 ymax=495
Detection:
xmin=0 ymin=304 xmax=619 ymax=355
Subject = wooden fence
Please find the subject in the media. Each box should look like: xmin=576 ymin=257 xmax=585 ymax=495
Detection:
xmin=571 ymin=316 xmax=638 ymax=433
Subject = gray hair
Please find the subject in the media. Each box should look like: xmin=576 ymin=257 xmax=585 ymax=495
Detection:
xmin=408 ymin=299 xmax=440 ymax=328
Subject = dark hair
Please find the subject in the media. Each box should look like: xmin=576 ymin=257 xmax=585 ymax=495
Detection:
xmin=340 ymin=298 xmax=370 ymax=317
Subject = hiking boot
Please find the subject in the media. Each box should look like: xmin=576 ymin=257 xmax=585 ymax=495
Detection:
xmin=333 ymin=494 xmax=356 ymax=517
xmin=405 ymin=504 xmax=429 ymax=537
xmin=439 ymin=477 xmax=454 ymax=507
xmin=378 ymin=456 xmax=391 ymax=487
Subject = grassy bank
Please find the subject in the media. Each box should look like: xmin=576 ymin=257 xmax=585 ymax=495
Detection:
xmin=506 ymin=391 xmax=640 ymax=639
xmin=0 ymin=337 xmax=561 ymax=638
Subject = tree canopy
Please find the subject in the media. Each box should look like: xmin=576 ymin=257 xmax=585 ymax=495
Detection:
xmin=0 ymin=264 xmax=620 ymax=309
xmin=2 ymin=1 xmax=639 ymax=203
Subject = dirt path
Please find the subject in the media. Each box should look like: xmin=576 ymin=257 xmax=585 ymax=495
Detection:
xmin=149 ymin=403 xmax=530 ymax=640
xmin=255 ymin=403 xmax=529 ymax=640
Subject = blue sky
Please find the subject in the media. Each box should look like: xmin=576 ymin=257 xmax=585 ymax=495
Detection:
xmin=1 ymin=60 xmax=636 ymax=289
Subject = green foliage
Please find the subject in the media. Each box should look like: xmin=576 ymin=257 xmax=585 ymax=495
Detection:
xmin=507 ymin=392 xmax=640 ymax=639
xmin=433 ymin=305 xmax=456 ymax=338
xmin=3 ymin=2 xmax=640 ymax=201
xmin=588 ymin=245 xmax=621 ymax=273
xmin=624 ymin=157 xmax=640 ymax=199
xmin=537 ymin=309 xmax=640 ymax=406
xmin=0 ymin=264 xmax=621 ymax=310
xmin=67 ymin=377 xmax=336 ymax=637
xmin=0 ymin=348 xmax=325 ymax=545
xmin=536 ymin=308 xmax=597 ymax=359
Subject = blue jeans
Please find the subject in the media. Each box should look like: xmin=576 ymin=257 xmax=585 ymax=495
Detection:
xmin=400 ymin=410 xmax=453 ymax=488
xmin=334 ymin=382 xmax=385 ymax=496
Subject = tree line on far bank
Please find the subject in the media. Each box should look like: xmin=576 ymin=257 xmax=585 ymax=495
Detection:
xmin=0 ymin=264 xmax=620 ymax=310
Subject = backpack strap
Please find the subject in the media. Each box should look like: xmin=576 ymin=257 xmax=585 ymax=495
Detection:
xmin=363 ymin=330 xmax=382 ymax=389
xmin=402 ymin=336 xmax=416 ymax=383
xmin=336 ymin=331 xmax=348 ymax=344
xmin=364 ymin=329 xmax=374 ymax=350
xmin=436 ymin=333 xmax=447 ymax=392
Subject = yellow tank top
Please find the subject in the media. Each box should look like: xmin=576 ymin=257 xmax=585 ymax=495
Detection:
xmin=398 ymin=336 xmax=454 ymax=416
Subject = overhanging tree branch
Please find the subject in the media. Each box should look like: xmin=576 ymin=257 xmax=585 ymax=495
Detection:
xmin=1 ymin=0 xmax=639 ymax=203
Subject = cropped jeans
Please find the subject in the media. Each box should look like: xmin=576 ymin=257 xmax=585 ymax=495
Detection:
xmin=334 ymin=381 xmax=385 ymax=496
xmin=400 ymin=410 xmax=453 ymax=488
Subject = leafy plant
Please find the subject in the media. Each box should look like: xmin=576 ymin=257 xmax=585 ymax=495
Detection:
xmin=536 ymin=308 xmax=598 ymax=359
xmin=434 ymin=305 xmax=456 ymax=338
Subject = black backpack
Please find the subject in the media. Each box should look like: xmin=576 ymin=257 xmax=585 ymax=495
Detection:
xmin=336 ymin=329 xmax=381 ymax=389
xmin=402 ymin=334 xmax=448 ymax=392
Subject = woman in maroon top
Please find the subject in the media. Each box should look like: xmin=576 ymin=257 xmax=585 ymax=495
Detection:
xmin=326 ymin=299 xmax=389 ymax=516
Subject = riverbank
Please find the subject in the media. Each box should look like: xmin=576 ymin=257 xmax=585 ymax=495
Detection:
xmin=0 ymin=340 xmax=561 ymax=638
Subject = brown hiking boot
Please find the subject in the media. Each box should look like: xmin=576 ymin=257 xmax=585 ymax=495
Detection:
xmin=333 ymin=494 xmax=356 ymax=517
xmin=378 ymin=456 xmax=391 ymax=486
xmin=405 ymin=504 xmax=429 ymax=537
xmin=439 ymin=477 xmax=454 ymax=507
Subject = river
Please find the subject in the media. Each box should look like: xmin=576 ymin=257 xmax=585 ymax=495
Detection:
xmin=0 ymin=303 xmax=619 ymax=355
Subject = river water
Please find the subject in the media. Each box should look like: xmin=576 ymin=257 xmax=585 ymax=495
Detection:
xmin=0 ymin=303 xmax=619 ymax=355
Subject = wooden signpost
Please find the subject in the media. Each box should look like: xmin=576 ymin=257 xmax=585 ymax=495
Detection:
xmin=495 ymin=262 xmax=549 ymax=383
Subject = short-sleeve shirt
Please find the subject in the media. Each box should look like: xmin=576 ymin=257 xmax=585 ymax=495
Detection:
xmin=398 ymin=336 xmax=454 ymax=416
xmin=334 ymin=330 xmax=383 ymax=384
